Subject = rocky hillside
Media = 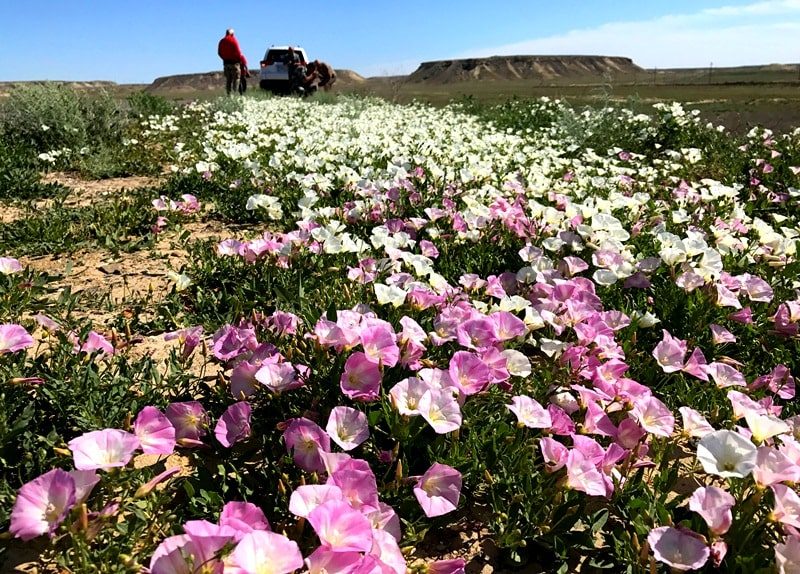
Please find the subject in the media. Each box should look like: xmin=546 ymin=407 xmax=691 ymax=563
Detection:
xmin=0 ymin=80 xmax=124 ymax=97
xmin=407 ymin=55 xmax=644 ymax=83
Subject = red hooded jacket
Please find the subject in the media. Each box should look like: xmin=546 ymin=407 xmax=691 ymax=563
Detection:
xmin=218 ymin=34 xmax=242 ymax=64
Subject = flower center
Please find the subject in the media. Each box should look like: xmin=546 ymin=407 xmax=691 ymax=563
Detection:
xmin=44 ymin=502 xmax=60 ymax=523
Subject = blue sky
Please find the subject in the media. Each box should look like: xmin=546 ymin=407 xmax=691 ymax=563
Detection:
xmin=1 ymin=0 xmax=798 ymax=83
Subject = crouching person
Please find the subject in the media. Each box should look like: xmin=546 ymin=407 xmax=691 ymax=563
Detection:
xmin=309 ymin=60 xmax=336 ymax=91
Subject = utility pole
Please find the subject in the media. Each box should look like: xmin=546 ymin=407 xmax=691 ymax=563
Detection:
xmin=653 ymin=67 xmax=657 ymax=85
xmin=708 ymin=62 xmax=713 ymax=85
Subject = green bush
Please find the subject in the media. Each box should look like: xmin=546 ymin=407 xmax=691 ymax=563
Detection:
xmin=126 ymin=91 xmax=174 ymax=118
xmin=0 ymin=84 xmax=123 ymax=153
xmin=0 ymin=84 xmax=153 ymax=178
xmin=0 ymin=143 xmax=66 ymax=200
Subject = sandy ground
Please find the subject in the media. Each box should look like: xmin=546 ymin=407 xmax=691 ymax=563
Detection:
xmin=2 ymin=173 xmax=162 ymax=224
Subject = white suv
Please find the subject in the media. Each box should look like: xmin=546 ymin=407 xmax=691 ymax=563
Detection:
xmin=259 ymin=46 xmax=309 ymax=94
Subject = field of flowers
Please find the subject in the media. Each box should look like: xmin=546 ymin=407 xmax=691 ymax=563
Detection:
xmin=2 ymin=91 xmax=800 ymax=573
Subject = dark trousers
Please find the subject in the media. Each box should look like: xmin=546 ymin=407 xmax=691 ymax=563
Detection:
xmin=239 ymin=76 xmax=247 ymax=95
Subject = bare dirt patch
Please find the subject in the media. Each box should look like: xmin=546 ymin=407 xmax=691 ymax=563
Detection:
xmin=1 ymin=173 xmax=164 ymax=225
xmin=21 ymin=248 xmax=175 ymax=310
xmin=41 ymin=172 xmax=162 ymax=208
xmin=0 ymin=205 xmax=30 ymax=224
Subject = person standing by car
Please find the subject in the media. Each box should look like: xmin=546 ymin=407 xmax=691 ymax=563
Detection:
xmin=310 ymin=60 xmax=336 ymax=91
xmin=218 ymin=29 xmax=243 ymax=95
xmin=284 ymin=46 xmax=303 ymax=92
xmin=239 ymin=54 xmax=251 ymax=95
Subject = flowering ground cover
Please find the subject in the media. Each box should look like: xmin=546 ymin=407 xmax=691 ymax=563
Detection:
xmin=2 ymin=93 xmax=800 ymax=573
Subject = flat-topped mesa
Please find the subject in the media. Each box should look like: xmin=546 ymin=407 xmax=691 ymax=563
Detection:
xmin=407 ymin=55 xmax=645 ymax=83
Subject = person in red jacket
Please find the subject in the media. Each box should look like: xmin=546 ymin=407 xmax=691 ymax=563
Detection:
xmin=239 ymin=54 xmax=251 ymax=95
xmin=217 ymin=29 xmax=243 ymax=95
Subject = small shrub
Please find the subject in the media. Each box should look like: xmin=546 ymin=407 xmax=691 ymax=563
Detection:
xmin=126 ymin=91 xmax=174 ymax=119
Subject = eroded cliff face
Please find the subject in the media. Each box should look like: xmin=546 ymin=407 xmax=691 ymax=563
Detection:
xmin=407 ymin=56 xmax=644 ymax=83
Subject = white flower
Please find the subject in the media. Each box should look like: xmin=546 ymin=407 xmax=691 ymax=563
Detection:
xmin=501 ymin=350 xmax=531 ymax=378
xmin=374 ymin=283 xmax=406 ymax=308
xmin=744 ymin=411 xmax=790 ymax=444
xmin=166 ymin=272 xmax=192 ymax=292
xmin=696 ymin=430 xmax=757 ymax=479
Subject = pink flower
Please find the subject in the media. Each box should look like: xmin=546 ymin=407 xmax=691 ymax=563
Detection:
xmin=772 ymin=484 xmax=800 ymax=528
xmin=448 ymin=351 xmax=491 ymax=395
xmin=0 ymin=323 xmax=34 ymax=354
xmin=307 ymin=500 xmax=374 ymax=552
xmin=326 ymin=458 xmax=379 ymax=510
xmin=305 ymin=548 xmax=363 ymax=574
xmin=284 ymin=417 xmax=331 ymax=473
xmin=413 ymin=463 xmax=462 ymax=517
xmin=340 ymin=352 xmax=382 ymax=402
xmin=565 ymin=449 xmax=607 ymax=497
xmin=10 ymin=469 xmax=76 ymax=541
xmin=165 ymin=401 xmax=208 ymax=445
xmin=630 ymin=396 xmax=674 ymax=437
xmin=360 ymin=322 xmax=400 ymax=368
xmin=164 ymin=326 xmax=203 ymax=362
xmin=79 ymin=331 xmax=115 ymax=356
xmin=255 ymin=361 xmax=302 ymax=394
xmin=647 ymin=526 xmax=709 ymax=571
xmin=775 ymin=535 xmax=800 ymax=574
xmin=682 ymin=347 xmax=709 ymax=381
xmin=389 ymin=377 xmax=428 ymax=415
xmin=231 ymin=360 xmax=262 ymax=399
xmin=134 ymin=407 xmax=176 ymax=455
xmin=752 ymin=446 xmax=800 ymax=487
xmin=506 ymin=395 xmax=552 ymax=429
xmin=427 ymin=559 xmax=466 ymax=574
xmin=652 ymin=330 xmax=687 ymax=373
xmin=365 ymin=503 xmax=401 ymax=540
xmin=742 ymin=274 xmax=773 ymax=302
xmin=134 ymin=467 xmax=181 ymax=498
xmin=0 ymin=256 xmax=23 ymax=274
xmin=679 ymin=407 xmax=715 ymax=438
xmin=689 ymin=486 xmax=735 ymax=535
xmin=583 ymin=399 xmax=618 ymax=438
xmin=729 ymin=307 xmax=753 ymax=324
xmin=369 ymin=528 xmax=406 ymax=574
xmin=34 ymin=313 xmax=61 ymax=332
xmin=756 ymin=364 xmax=796 ymax=400
xmin=710 ymin=324 xmax=736 ymax=345
xmin=616 ymin=418 xmax=646 ymax=449
xmin=707 ymin=362 xmax=746 ymax=388
xmin=456 ymin=317 xmax=498 ymax=350
xmin=68 ymin=429 xmax=140 ymax=471
xmin=728 ymin=390 xmax=765 ymax=420
xmin=229 ymin=530 xmax=303 ymax=574
xmin=211 ymin=324 xmax=257 ymax=361
xmin=326 ymin=406 xmax=369 ymax=451
xmin=539 ymin=437 xmax=569 ymax=472
xmin=70 ymin=470 xmax=100 ymax=504
xmin=149 ymin=527 xmax=233 ymax=574
xmin=419 ymin=240 xmax=439 ymax=258
xmin=716 ymin=284 xmax=742 ymax=309
xmin=744 ymin=410 xmax=789 ymax=444
xmin=268 ymin=311 xmax=302 ymax=336
xmin=215 ymin=402 xmax=252 ymax=448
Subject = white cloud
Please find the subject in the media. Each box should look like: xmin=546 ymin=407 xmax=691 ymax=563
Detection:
xmin=453 ymin=0 xmax=800 ymax=68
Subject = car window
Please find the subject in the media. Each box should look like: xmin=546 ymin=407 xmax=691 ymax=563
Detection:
xmin=266 ymin=50 xmax=289 ymax=61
